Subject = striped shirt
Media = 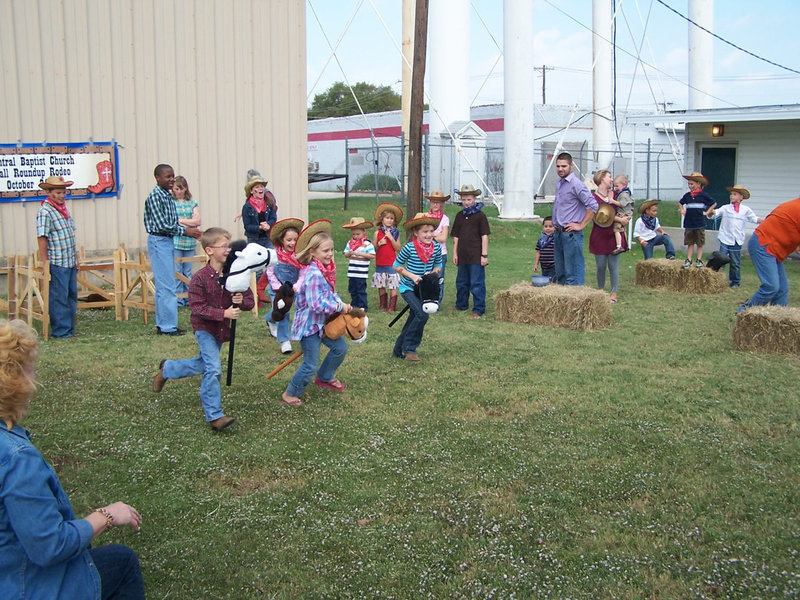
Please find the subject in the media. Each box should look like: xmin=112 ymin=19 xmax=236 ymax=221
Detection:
xmin=535 ymin=233 xmax=555 ymax=269
xmin=173 ymin=198 xmax=198 ymax=250
xmin=344 ymin=240 xmax=375 ymax=279
xmin=393 ymin=241 xmax=443 ymax=293
xmin=36 ymin=202 xmax=76 ymax=267
xmin=144 ymin=185 xmax=185 ymax=237
xmin=291 ymin=262 xmax=344 ymax=340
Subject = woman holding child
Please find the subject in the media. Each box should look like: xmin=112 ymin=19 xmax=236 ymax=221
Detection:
xmin=589 ymin=170 xmax=630 ymax=303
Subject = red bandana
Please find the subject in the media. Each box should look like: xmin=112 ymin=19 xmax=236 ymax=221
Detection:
xmin=413 ymin=239 xmax=435 ymax=264
xmin=733 ymin=203 xmax=740 ymax=213
xmin=276 ymin=246 xmax=302 ymax=269
xmin=690 ymin=189 xmax=702 ymax=198
xmin=45 ymin=197 xmax=70 ymax=220
xmin=348 ymin=237 xmax=364 ymax=251
xmin=313 ymin=257 xmax=337 ymax=290
xmin=247 ymin=195 xmax=266 ymax=213
xmin=427 ymin=209 xmax=443 ymax=219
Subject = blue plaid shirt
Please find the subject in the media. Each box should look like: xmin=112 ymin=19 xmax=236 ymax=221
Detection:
xmin=144 ymin=185 xmax=185 ymax=237
xmin=36 ymin=202 xmax=76 ymax=267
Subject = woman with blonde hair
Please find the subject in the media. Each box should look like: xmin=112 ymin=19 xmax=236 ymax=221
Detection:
xmin=0 ymin=319 xmax=146 ymax=599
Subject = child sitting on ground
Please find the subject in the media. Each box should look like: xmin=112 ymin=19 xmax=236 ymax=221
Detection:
xmin=152 ymin=227 xmax=254 ymax=431
xmin=608 ymin=174 xmax=634 ymax=254
xmin=634 ymin=200 xmax=676 ymax=260
xmin=281 ymin=220 xmax=352 ymax=406
xmin=533 ymin=216 xmax=556 ymax=280
xmin=392 ymin=213 xmax=443 ymax=362
xmin=264 ymin=218 xmax=304 ymax=354
xmin=342 ymin=217 xmax=376 ymax=311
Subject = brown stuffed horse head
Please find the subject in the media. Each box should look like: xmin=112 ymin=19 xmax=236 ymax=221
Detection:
xmin=324 ymin=307 xmax=368 ymax=343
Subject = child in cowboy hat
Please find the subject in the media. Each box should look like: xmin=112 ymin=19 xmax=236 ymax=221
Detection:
xmin=241 ymin=174 xmax=278 ymax=250
xmin=707 ymin=185 xmax=763 ymax=287
xmin=392 ymin=213 xmax=444 ymax=361
xmin=634 ymin=200 xmax=676 ymax=260
xmin=281 ymin=220 xmax=352 ymax=406
xmin=679 ymin=172 xmax=717 ymax=268
xmin=371 ymin=202 xmax=404 ymax=312
xmin=264 ymin=218 xmax=305 ymax=353
xmin=36 ymin=176 xmax=78 ymax=338
xmin=424 ymin=190 xmax=451 ymax=303
xmin=341 ymin=217 xmax=376 ymax=311
xmin=451 ymin=184 xmax=490 ymax=317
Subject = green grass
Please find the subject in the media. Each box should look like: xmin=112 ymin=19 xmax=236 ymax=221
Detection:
xmin=20 ymin=197 xmax=800 ymax=598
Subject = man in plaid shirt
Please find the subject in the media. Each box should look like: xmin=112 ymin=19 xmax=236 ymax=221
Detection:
xmin=36 ymin=176 xmax=78 ymax=338
xmin=143 ymin=164 xmax=201 ymax=335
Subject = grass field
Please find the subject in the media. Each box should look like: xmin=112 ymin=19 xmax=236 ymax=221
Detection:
xmin=18 ymin=197 xmax=800 ymax=598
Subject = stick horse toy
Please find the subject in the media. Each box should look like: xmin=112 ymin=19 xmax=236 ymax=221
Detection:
xmin=388 ymin=271 xmax=443 ymax=327
xmin=220 ymin=241 xmax=277 ymax=385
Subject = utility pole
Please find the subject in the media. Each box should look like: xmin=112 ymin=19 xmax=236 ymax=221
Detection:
xmin=407 ymin=0 xmax=428 ymax=218
xmin=534 ymin=65 xmax=553 ymax=104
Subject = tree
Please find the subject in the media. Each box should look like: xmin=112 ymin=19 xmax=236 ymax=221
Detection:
xmin=308 ymin=81 xmax=401 ymax=119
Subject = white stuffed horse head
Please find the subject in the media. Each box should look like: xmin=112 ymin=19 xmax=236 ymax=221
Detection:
xmin=221 ymin=241 xmax=277 ymax=293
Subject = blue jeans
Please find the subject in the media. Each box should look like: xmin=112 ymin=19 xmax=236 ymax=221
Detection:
xmin=554 ymin=230 xmax=586 ymax=285
xmin=265 ymin=286 xmax=291 ymax=343
xmin=49 ymin=264 xmax=77 ymax=337
xmin=541 ymin=266 xmax=555 ymax=280
xmin=437 ymin=260 xmax=447 ymax=303
xmin=89 ymin=544 xmax=145 ymax=600
xmin=455 ymin=263 xmax=486 ymax=315
xmin=348 ymin=277 xmax=368 ymax=310
xmin=393 ymin=289 xmax=430 ymax=356
xmin=285 ymin=333 xmax=348 ymax=397
xmin=148 ymin=235 xmax=179 ymax=332
xmin=641 ymin=234 xmax=676 ymax=260
xmin=741 ymin=235 xmax=789 ymax=309
xmin=718 ymin=241 xmax=742 ymax=286
xmin=162 ymin=330 xmax=224 ymax=422
xmin=174 ymin=248 xmax=195 ymax=306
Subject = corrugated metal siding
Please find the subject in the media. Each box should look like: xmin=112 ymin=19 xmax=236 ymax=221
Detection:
xmin=686 ymin=120 xmax=800 ymax=216
xmin=0 ymin=0 xmax=307 ymax=258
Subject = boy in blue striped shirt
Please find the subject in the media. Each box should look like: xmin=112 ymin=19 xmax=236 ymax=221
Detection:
xmin=342 ymin=217 xmax=376 ymax=311
xmin=392 ymin=213 xmax=443 ymax=362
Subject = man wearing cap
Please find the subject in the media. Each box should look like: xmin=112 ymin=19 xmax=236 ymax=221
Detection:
xmin=36 ymin=176 xmax=78 ymax=338
xmin=552 ymin=152 xmax=597 ymax=285
xmin=144 ymin=164 xmax=201 ymax=335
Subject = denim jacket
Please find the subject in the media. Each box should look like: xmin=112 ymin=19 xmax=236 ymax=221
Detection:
xmin=0 ymin=425 xmax=100 ymax=599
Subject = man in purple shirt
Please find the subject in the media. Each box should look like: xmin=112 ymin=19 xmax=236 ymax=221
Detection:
xmin=552 ymin=152 xmax=598 ymax=285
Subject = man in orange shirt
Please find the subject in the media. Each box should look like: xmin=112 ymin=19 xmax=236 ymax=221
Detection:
xmin=738 ymin=197 xmax=800 ymax=313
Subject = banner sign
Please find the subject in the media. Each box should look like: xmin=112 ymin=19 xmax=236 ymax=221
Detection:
xmin=0 ymin=141 xmax=119 ymax=203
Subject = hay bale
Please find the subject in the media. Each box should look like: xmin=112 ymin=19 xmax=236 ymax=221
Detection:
xmin=635 ymin=259 xmax=726 ymax=294
xmin=494 ymin=282 xmax=612 ymax=330
xmin=733 ymin=306 xmax=800 ymax=356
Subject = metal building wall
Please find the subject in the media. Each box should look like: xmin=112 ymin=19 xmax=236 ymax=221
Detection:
xmin=0 ymin=0 xmax=307 ymax=258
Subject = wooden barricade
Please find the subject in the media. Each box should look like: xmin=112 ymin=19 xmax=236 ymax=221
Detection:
xmin=4 ymin=253 xmax=50 ymax=340
xmin=77 ymin=246 xmax=118 ymax=310
xmin=114 ymin=247 xmax=155 ymax=322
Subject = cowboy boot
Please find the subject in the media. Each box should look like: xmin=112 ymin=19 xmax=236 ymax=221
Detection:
xmin=378 ymin=291 xmax=388 ymax=311
xmin=256 ymin=272 xmax=271 ymax=308
xmin=388 ymin=294 xmax=398 ymax=312
xmin=88 ymin=160 xmax=114 ymax=194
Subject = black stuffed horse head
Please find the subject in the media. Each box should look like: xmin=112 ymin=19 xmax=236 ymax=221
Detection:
xmin=705 ymin=250 xmax=731 ymax=272
xmin=416 ymin=272 xmax=443 ymax=314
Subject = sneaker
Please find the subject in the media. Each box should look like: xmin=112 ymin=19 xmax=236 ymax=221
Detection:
xmin=157 ymin=327 xmax=185 ymax=336
xmin=267 ymin=321 xmax=278 ymax=337
xmin=280 ymin=341 xmax=293 ymax=354
xmin=681 ymin=259 xmax=691 ymax=269
xmin=695 ymin=259 xmax=704 ymax=268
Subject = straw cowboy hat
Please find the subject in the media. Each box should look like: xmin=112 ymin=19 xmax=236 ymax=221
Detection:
xmin=726 ymin=184 xmax=751 ymax=199
xmin=423 ymin=190 xmax=451 ymax=202
xmin=593 ymin=203 xmax=616 ymax=227
xmin=38 ymin=175 xmax=74 ymax=190
xmin=341 ymin=217 xmax=374 ymax=230
xmin=403 ymin=212 xmax=441 ymax=231
xmin=638 ymin=199 xmax=661 ymax=214
xmin=373 ymin=202 xmax=404 ymax=224
xmin=682 ymin=172 xmax=709 ymax=186
xmin=295 ymin=219 xmax=332 ymax=254
xmin=455 ymin=184 xmax=481 ymax=196
xmin=269 ymin=218 xmax=305 ymax=246
xmin=244 ymin=175 xmax=269 ymax=198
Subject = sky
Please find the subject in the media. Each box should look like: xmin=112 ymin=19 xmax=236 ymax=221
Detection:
xmin=306 ymin=0 xmax=800 ymax=114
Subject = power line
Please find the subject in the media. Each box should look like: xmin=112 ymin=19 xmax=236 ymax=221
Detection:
xmin=654 ymin=0 xmax=800 ymax=76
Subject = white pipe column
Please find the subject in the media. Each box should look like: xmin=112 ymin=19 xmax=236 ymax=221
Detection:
xmin=401 ymin=0 xmax=414 ymax=194
xmin=592 ymin=0 xmax=614 ymax=171
xmin=428 ymin=0 xmax=470 ymax=139
xmin=688 ymin=0 xmax=714 ymax=109
xmin=502 ymin=0 xmax=535 ymax=218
